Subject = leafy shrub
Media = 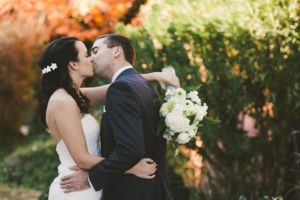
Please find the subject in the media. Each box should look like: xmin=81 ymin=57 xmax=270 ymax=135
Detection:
xmin=115 ymin=0 xmax=300 ymax=199
xmin=0 ymin=18 xmax=41 ymax=150
xmin=0 ymin=136 xmax=58 ymax=194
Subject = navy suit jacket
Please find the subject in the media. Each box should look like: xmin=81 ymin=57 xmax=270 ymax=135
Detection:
xmin=89 ymin=68 xmax=169 ymax=200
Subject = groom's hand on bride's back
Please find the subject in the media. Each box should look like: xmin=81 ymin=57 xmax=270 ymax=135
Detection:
xmin=60 ymin=158 xmax=157 ymax=193
xmin=126 ymin=158 xmax=157 ymax=179
xmin=60 ymin=165 xmax=90 ymax=193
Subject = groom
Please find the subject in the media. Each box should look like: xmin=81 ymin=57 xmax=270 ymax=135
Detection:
xmin=62 ymin=34 xmax=170 ymax=200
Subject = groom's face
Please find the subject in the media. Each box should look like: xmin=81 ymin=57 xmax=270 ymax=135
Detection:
xmin=90 ymin=38 xmax=114 ymax=78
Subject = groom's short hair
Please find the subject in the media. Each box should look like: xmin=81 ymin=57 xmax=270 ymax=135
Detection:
xmin=97 ymin=34 xmax=136 ymax=65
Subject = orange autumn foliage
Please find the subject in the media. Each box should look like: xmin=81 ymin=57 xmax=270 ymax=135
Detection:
xmin=0 ymin=0 xmax=144 ymax=146
xmin=0 ymin=0 xmax=136 ymax=41
xmin=0 ymin=18 xmax=41 ymax=145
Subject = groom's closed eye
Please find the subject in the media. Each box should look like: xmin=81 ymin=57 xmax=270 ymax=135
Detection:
xmin=91 ymin=47 xmax=98 ymax=55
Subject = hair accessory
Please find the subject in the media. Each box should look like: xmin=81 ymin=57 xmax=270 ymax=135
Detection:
xmin=42 ymin=63 xmax=58 ymax=74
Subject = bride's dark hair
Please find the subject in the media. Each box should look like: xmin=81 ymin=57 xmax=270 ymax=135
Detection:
xmin=38 ymin=37 xmax=90 ymax=125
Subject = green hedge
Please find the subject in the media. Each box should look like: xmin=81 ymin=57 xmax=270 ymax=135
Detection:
xmin=0 ymin=136 xmax=58 ymax=199
xmin=114 ymin=0 xmax=300 ymax=199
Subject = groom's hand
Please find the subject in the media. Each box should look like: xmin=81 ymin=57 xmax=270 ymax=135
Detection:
xmin=60 ymin=165 xmax=90 ymax=193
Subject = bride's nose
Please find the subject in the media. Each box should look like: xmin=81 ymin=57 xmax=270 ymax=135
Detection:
xmin=89 ymin=57 xmax=94 ymax=63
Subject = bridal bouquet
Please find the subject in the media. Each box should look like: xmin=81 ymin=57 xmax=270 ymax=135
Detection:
xmin=160 ymin=87 xmax=208 ymax=144
xmin=158 ymin=67 xmax=219 ymax=148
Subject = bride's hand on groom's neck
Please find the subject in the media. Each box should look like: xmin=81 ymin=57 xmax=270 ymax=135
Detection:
xmin=157 ymin=71 xmax=180 ymax=90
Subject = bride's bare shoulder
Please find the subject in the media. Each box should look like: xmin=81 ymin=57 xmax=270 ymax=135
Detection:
xmin=46 ymin=89 xmax=79 ymax=127
xmin=48 ymin=88 xmax=77 ymax=109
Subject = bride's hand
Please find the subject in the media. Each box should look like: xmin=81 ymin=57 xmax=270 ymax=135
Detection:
xmin=156 ymin=71 xmax=180 ymax=90
xmin=126 ymin=158 xmax=157 ymax=179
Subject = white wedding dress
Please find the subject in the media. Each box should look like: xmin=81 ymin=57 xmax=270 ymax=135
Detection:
xmin=48 ymin=114 xmax=102 ymax=200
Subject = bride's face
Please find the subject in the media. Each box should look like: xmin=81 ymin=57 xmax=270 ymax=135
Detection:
xmin=74 ymin=41 xmax=94 ymax=78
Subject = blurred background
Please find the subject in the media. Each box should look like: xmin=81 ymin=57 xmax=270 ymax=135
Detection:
xmin=0 ymin=0 xmax=299 ymax=199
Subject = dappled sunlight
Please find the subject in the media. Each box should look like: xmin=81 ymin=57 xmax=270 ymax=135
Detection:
xmin=237 ymin=112 xmax=259 ymax=138
xmin=177 ymin=137 xmax=204 ymax=187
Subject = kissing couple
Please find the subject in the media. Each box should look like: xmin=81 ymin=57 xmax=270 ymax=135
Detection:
xmin=38 ymin=34 xmax=179 ymax=200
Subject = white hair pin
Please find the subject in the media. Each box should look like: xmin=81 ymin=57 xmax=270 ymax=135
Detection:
xmin=42 ymin=63 xmax=58 ymax=74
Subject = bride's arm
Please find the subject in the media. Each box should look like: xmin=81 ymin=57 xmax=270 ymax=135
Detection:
xmin=80 ymin=84 xmax=109 ymax=107
xmin=141 ymin=71 xmax=180 ymax=90
xmin=80 ymin=71 xmax=180 ymax=107
xmin=54 ymin=96 xmax=104 ymax=170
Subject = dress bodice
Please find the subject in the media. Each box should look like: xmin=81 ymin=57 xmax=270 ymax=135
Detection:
xmin=56 ymin=114 xmax=100 ymax=176
xmin=49 ymin=114 xmax=102 ymax=200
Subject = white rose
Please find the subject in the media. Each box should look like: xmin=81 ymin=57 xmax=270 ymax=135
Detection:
xmin=187 ymin=91 xmax=201 ymax=104
xmin=176 ymin=132 xmax=190 ymax=144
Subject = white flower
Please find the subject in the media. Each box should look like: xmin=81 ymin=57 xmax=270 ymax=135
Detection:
xmin=160 ymin=84 xmax=211 ymax=147
xmin=160 ymin=103 xmax=169 ymax=117
xmin=187 ymin=91 xmax=201 ymax=104
xmin=176 ymin=132 xmax=190 ymax=144
xmin=172 ymin=103 xmax=185 ymax=114
xmin=45 ymin=66 xmax=51 ymax=73
xmin=173 ymin=88 xmax=186 ymax=100
xmin=165 ymin=112 xmax=191 ymax=133
xmin=160 ymin=99 xmax=176 ymax=116
xmin=163 ymin=133 xmax=173 ymax=140
xmin=42 ymin=62 xmax=58 ymax=75
xmin=195 ymin=103 xmax=208 ymax=121
xmin=167 ymin=130 xmax=175 ymax=136
xmin=187 ymin=130 xmax=197 ymax=138
xmin=184 ymin=100 xmax=194 ymax=108
xmin=50 ymin=63 xmax=58 ymax=70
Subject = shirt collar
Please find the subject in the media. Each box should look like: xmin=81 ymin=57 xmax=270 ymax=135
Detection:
xmin=111 ymin=65 xmax=133 ymax=83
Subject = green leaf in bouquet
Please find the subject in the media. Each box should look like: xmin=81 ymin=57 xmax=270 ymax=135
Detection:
xmin=170 ymin=142 xmax=179 ymax=156
xmin=197 ymin=124 xmax=204 ymax=128
xmin=185 ymin=84 xmax=202 ymax=92
xmin=152 ymin=82 xmax=166 ymax=105
xmin=203 ymin=116 xmax=221 ymax=125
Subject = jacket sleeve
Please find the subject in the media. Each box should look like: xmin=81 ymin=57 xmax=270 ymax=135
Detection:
xmin=88 ymin=81 xmax=145 ymax=191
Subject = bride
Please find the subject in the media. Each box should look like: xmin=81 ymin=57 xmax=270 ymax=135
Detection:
xmin=37 ymin=37 xmax=179 ymax=199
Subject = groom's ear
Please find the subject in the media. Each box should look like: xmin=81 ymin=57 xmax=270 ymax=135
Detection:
xmin=68 ymin=61 xmax=79 ymax=70
xmin=113 ymin=46 xmax=122 ymax=58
